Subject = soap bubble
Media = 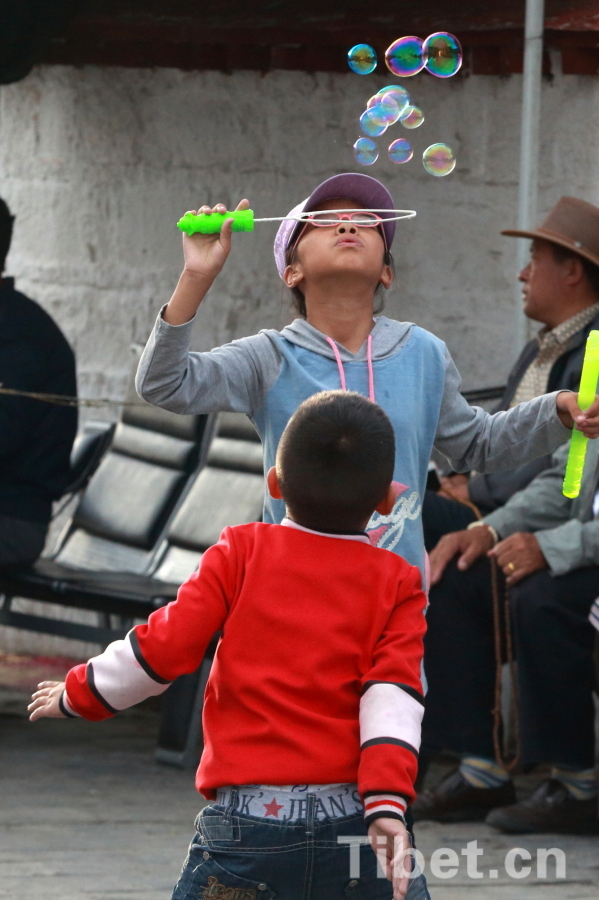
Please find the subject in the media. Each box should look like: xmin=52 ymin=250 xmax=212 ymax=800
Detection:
xmin=388 ymin=139 xmax=413 ymax=164
xmin=360 ymin=109 xmax=388 ymax=137
xmin=385 ymin=37 xmax=424 ymax=77
xmin=348 ymin=44 xmax=377 ymax=75
xmin=376 ymin=85 xmax=410 ymax=114
xmin=423 ymin=32 xmax=462 ymax=78
xmin=399 ymin=105 xmax=424 ymax=129
xmin=354 ymin=138 xmax=379 ymax=166
xmin=423 ymin=143 xmax=456 ymax=176
xmin=368 ymin=95 xmax=400 ymax=126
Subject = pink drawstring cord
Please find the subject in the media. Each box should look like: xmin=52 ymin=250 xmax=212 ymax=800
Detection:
xmin=325 ymin=336 xmax=347 ymax=391
xmin=366 ymin=334 xmax=375 ymax=403
xmin=325 ymin=334 xmax=375 ymax=403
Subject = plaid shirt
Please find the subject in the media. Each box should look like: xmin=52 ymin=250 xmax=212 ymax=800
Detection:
xmin=510 ymin=303 xmax=599 ymax=407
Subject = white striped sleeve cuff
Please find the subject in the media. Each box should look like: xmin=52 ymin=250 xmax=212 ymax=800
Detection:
xmin=589 ymin=599 xmax=599 ymax=632
xmin=60 ymin=690 xmax=80 ymax=718
xmin=87 ymin=631 xmax=172 ymax=714
xmin=363 ymin=794 xmax=407 ymax=825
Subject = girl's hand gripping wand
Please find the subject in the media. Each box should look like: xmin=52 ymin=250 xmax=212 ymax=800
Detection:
xmin=562 ymin=329 xmax=599 ymax=498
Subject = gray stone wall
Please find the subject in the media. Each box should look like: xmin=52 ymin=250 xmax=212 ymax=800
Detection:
xmin=1 ymin=63 xmax=598 ymax=657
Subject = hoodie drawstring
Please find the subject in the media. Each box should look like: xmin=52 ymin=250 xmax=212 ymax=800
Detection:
xmin=325 ymin=334 xmax=375 ymax=403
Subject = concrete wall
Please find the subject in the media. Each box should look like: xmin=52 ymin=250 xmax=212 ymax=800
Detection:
xmin=1 ymin=63 xmax=598 ymax=657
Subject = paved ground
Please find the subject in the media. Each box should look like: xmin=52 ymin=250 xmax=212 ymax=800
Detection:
xmin=1 ymin=687 xmax=598 ymax=900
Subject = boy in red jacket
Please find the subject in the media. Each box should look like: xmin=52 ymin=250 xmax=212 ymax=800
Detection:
xmin=29 ymin=391 xmax=429 ymax=900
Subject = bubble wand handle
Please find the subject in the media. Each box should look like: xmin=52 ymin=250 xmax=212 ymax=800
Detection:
xmin=177 ymin=209 xmax=255 ymax=235
xmin=562 ymin=329 xmax=599 ymax=498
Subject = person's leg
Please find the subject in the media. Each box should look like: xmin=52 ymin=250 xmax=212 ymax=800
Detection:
xmin=422 ymin=557 xmax=499 ymax=757
xmin=0 ymin=514 xmax=47 ymax=567
xmin=486 ymin=567 xmax=599 ymax=834
xmin=422 ymin=490 xmax=477 ymax=552
xmin=414 ymin=558 xmax=516 ymax=820
xmin=509 ymin=567 xmax=599 ymax=770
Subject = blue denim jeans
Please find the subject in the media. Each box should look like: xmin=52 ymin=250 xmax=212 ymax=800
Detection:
xmin=172 ymin=793 xmax=431 ymax=900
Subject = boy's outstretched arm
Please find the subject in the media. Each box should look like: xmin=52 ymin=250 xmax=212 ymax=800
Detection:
xmin=27 ymin=532 xmax=236 ymax=722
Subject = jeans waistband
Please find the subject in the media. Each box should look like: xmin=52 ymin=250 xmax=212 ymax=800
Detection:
xmin=216 ymin=784 xmax=363 ymax=824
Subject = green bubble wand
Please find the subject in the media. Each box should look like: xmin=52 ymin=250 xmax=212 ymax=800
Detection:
xmin=562 ymin=329 xmax=599 ymax=498
xmin=176 ymin=207 xmax=417 ymax=235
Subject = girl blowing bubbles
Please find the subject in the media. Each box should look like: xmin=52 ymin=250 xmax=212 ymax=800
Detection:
xmin=136 ymin=173 xmax=599 ymax=582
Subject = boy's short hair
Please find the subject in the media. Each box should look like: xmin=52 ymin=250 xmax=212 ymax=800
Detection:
xmin=277 ymin=390 xmax=395 ymax=533
xmin=0 ymin=197 xmax=14 ymax=274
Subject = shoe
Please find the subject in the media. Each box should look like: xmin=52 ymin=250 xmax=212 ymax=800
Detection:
xmin=412 ymin=768 xmax=516 ymax=822
xmin=485 ymin=778 xmax=599 ymax=834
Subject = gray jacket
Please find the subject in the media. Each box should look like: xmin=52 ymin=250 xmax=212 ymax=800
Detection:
xmin=485 ymin=438 xmax=599 ymax=576
xmin=137 ymin=311 xmax=571 ymax=476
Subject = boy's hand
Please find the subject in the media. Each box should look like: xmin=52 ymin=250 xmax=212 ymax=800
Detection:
xmin=28 ymin=681 xmax=67 ymax=721
xmin=556 ymin=392 xmax=599 ymax=437
xmin=182 ymin=198 xmax=250 ymax=282
xmin=368 ymin=817 xmax=412 ymax=900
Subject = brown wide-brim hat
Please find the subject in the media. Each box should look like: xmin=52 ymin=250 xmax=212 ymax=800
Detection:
xmin=502 ymin=196 xmax=599 ymax=268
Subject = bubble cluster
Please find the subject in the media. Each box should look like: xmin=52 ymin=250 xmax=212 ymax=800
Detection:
xmin=423 ymin=143 xmax=456 ymax=176
xmin=349 ymin=32 xmax=460 ymax=174
xmin=360 ymin=110 xmax=388 ymax=137
xmin=423 ymin=32 xmax=462 ymax=78
xmin=348 ymin=44 xmax=378 ymax=75
xmin=353 ymin=138 xmax=379 ymax=165
xmin=399 ymin=105 xmax=424 ymax=129
xmin=388 ymin=139 xmax=413 ymax=164
xmin=370 ymin=95 xmax=401 ymax=125
xmin=385 ymin=37 xmax=424 ymax=77
xmin=377 ymin=86 xmax=410 ymax=112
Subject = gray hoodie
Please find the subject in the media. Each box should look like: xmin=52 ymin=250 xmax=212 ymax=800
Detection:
xmin=137 ymin=311 xmax=570 ymax=577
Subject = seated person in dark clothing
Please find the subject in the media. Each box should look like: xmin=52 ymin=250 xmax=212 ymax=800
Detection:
xmin=0 ymin=197 xmax=77 ymax=566
xmin=424 ymin=197 xmax=599 ymax=551
xmin=415 ymin=439 xmax=599 ymax=835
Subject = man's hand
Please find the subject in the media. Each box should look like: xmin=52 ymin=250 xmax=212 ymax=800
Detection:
xmin=488 ymin=532 xmax=547 ymax=586
xmin=368 ymin=817 xmax=411 ymax=900
xmin=438 ymin=473 xmax=470 ymax=503
xmin=556 ymin=392 xmax=599 ymax=437
xmin=429 ymin=526 xmax=495 ymax=586
xmin=28 ymin=681 xmax=67 ymax=721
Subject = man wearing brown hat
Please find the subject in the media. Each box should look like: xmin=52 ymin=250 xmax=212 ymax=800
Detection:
xmin=413 ymin=198 xmax=599 ymax=833
xmin=424 ymin=196 xmax=599 ymax=549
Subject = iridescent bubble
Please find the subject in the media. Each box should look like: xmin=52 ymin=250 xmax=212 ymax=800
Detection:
xmin=348 ymin=44 xmax=377 ymax=75
xmin=399 ymin=105 xmax=424 ymax=129
xmin=368 ymin=96 xmax=400 ymax=126
xmin=359 ymin=109 xmax=388 ymax=137
xmin=388 ymin=139 xmax=413 ymax=164
xmin=376 ymin=86 xmax=410 ymax=114
xmin=423 ymin=143 xmax=456 ymax=176
xmin=385 ymin=37 xmax=424 ymax=77
xmin=354 ymin=137 xmax=379 ymax=166
xmin=423 ymin=32 xmax=462 ymax=78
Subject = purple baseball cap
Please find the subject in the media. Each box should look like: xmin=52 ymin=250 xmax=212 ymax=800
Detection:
xmin=273 ymin=173 xmax=396 ymax=279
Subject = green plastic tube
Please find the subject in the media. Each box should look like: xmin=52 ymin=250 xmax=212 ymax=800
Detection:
xmin=562 ymin=329 xmax=599 ymax=498
xmin=177 ymin=209 xmax=255 ymax=235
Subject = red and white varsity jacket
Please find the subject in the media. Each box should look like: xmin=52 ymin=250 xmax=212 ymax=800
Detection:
xmin=63 ymin=520 xmax=427 ymax=825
